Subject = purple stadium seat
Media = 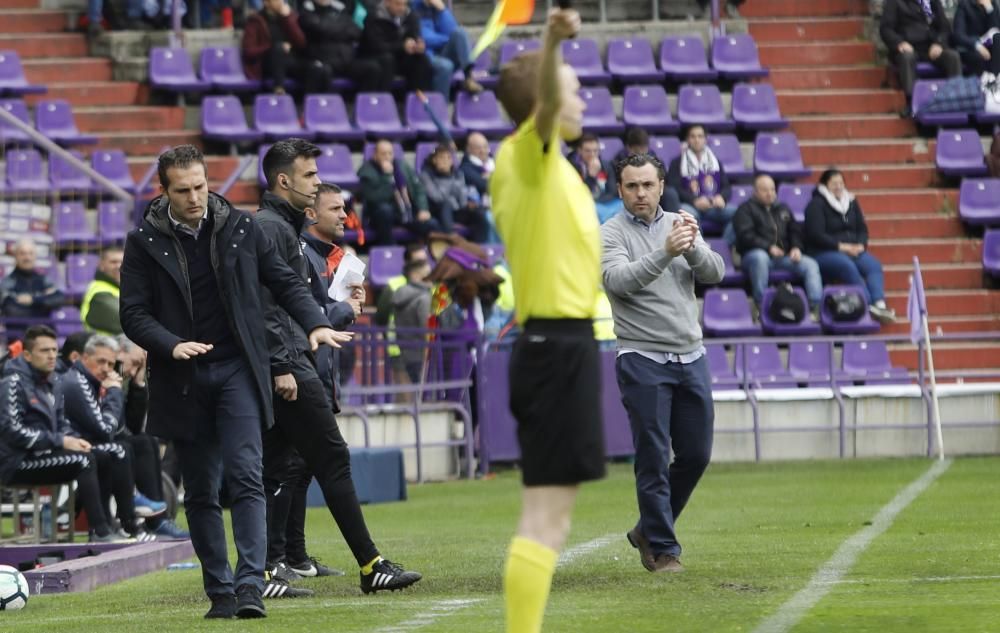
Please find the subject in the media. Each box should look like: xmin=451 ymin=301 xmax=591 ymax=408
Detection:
xmin=317 ymin=143 xmax=360 ymax=190
xmin=733 ymin=342 xmax=798 ymax=388
xmin=708 ymin=134 xmax=752 ymax=181
xmin=677 ymin=84 xmax=735 ymax=132
xmin=659 ymin=36 xmax=717 ymax=82
xmin=607 ymin=38 xmax=663 ymax=84
xmin=842 ymin=340 xmax=909 ymax=384
xmin=959 ymin=178 xmax=1000 ymax=226
xmin=303 ymin=94 xmax=364 ymax=142
xmin=788 ymin=341 xmax=847 ymax=385
xmin=759 ymin=286 xmax=822 ymax=336
xmin=405 ymin=91 xmax=465 ymax=140
xmin=499 ymin=40 xmax=540 ymax=65
xmin=35 ymin=100 xmax=97 ymax=146
xmin=702 ymin=288 xmax=762 ymax=337
xmin=984 ymin=229 xmax=1000 ymax=277
xmin=369 ymin=245 xmax=406 ymax=287
xmin=706 ymin=238 xmax=745 ymax=286
xmin=730 ymin=184 xmax=753 ymax=206
xmin=97 ymin=200 xmax=129 ymax=242
xmin=202 ymin=95 xmax=264 ymax=144
xmin=777 ymin=183 xmax=814 ymax=223
xmin=731 ymin=82 xmax=787 ymax=131
xmin=5 ymin=148 xmax=47 ymax=194
xmin=598 ymin=136 xmax=624 ymax=163
xmin=561 ymin=38 xmax=612 ymax=85
xmin=0 ymin=99 xmax=32 ymax=144
xmin=257 ymin=143 xmax=271 ymax=188
xmin=0 ymin=51 xmax=46 ymax=95
xmin=65 ymin=253 xmax=99 ymax=296
xmin=649 ymin=136 xmax=681 ymax=165
xmin=819 ymin=285 xmax=880 ymax=334
xmin=91 ymin=149 xmax=136 ymax=194
xmin=49 ymin=150 xmax=94 ymax=193
xmin=911 ymin=80 xmax=970 ymax=127
xmin=706 ymin=344 xmax=741 ymax=388
xmin=622 ymin=84 xmax=679 ymax=134
xmin=457 ymin=50 xmax=495 ymax=90
xmin=199 ymin=46 xmax=261 ymax=92
xmin=52 ymin=201 xmax=97 ymax=246
xmin=355 ymin=92 xmax=416 ymax=141
xmin=52 ymin=305 xmax=83 ymax=337
xmin=362 ymin=140 xmax=405 ymax=162
xmin=916 ymin=61 xmax=942 ymax=77
xmin=415 ymin=141 xmax=447 ymax=170
xmin=255 ymin=94 xmax=315 ymax=141
xmin=579 ymin=87 xmax=625 ymax=135
xmin=754 ymin=132 xmax=810 ymax=180
xmin=149 ymin=47 xmax=210 ymax=93
xmin=712 ymin=34 xmax=768 ymax=79
xmin=936 ymin=128 xmax=988 ymax=177
xmin=454 ymin=90 xmax=512 ymax=138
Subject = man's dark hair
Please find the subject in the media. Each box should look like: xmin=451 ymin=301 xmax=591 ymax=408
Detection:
xmin=315 ymin=182 xmax=343 ymax=198
xmin=614 ymin=152 xmax=666 ymax=183
xmin=60 ymin=331 xmax=93 ymax=364
xmin=681 ymin=123 xmax=706 ymax=141
xmin=158 ymin=144 xmax=207 ymax=190
xmin=817 ymin=168 xmax=843 ymax=187
xmin=24 ymin=325 xmax=57 ymax=352
xmin=404 ymin=243 xmax=427 ymax=262
xmin=624 ymin=126 xmax=649 ymax=149
xmin=578 ymin=133 xmax=600 ymax=147
xmin=263 ymin=138 xmax=322 ymax=190
xmin=403 ymin=259 xmax=429 ymax=280
xmin=100 ymin=245 xmax=123 ymax=260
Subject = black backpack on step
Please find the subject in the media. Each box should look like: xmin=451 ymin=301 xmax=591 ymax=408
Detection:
xmin=768 ymin=282 xmax=806 ymax=324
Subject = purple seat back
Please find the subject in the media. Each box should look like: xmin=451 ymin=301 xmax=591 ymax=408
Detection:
xmin=936 ymin=128 xmax=987 ymax=176
xmin=560 ymin=38 xmax=610 ymax=82
xmin=622 ymin=84 xmax=676 ymax=132
xmin=659 ymin=36 xmax=716 ymax=79
xmin=316 ymin=143 xmax=359 ymax=189
xmin=65 ymin=253 xmax=99 ymax=295
xmin=53 ymin=201 xmax=93 ymax=243
xmin=754 ymin=132 xmax=807 ymax=176
xmin=355 ymin=92 xmax=405 ymax=134
xmin=199 ymin=46 xmax=258 ymax=88
xmin=650 ymin=136 xmax=681 ymax=164
xmin=499 ymin=40 xmax=540 ymax=65
xmin=97 ymin=201 xmax=129 ymax=241
xmin=405 ymin=91 xmax=452 ymax=134
xmin=706 ymin=344 xmax=735 ymax=379
xmin=150 ymin=47 xmax=200 ymax=84
xmin=483 ymin=243 xmax=505 ymax=265
xmin=733 ymin=342 xmax=784 ymax=377
xmin=841 ymin=340 xmax=907 ymax=384
xmin=677 ymin=84 xmax=731 ymax=129
xmin=454 ymin=90 xmax=511 ymax=136
xmin=0 ymin=99 xmax=31 ymax=143
xmin=254 ymin=94 xmax=306 ymax=136
xmin=983 ymin=229 xmax=1000 ymax=276
xmin=35 ymin=99 xmax=82 ymax=138
xmin=52 ymin=305 xmax=83 ymax=336
xmin=91 ymin=149 xmax=135 ymax=191
xmin=912 ymin=80 xmax=942 ymax=114
xmin=369 ymin=246 xmax=406 ymax=287
xmin=607 ymin=37 xmax=661 ymax=80
xmin=702 ymin=288 xmax=762 ymax=336
xmin=912 ymin=79 xmax=970 ymax=126
xmin=788 ymin=341 xmax=834 ymax=379
xmin=731 ymin=82 xmax=785 ymax=128
xmin=708 ymin=134 xmax=749 ymax=177
xmin=0 ymin=50 xmax=27 ymax=87
xmin=578 ymin=87 xmax=620 ymax=128
xmin=49 ymin=150 xmax=92 ymax=191
xmin=712 ymin=33 xmax=767 ymax=77
xmin=6 ymin=148 xmax=47 ymax=191
xmin=203 ymin=95 xmax=252 ymax=134
xmin=777 ymin=184 xmax=814 ymax=223
xmin=959 ymin=178 xmax=1000 ymax=225
xmin=598 ymin=136 xmax=624 ymax=163
xmin=705 ymin=238 xmax=743 ymax=285
xmin=730 ymin=184 xmax=752 ymax=205
xmin=304 ymin=94 xmax=353 ymax=135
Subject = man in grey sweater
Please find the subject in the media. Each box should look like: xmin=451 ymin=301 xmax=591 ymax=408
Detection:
xmin=601 ymin=153 xmax=724 ymax=573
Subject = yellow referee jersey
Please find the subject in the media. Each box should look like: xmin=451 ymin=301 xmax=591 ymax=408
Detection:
xmin=490 ymin=119 xmax=602 ymax=323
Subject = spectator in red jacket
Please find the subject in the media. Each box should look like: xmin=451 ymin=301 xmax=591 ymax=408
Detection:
xmin=242 ymin=0 xmax=318 ymax=93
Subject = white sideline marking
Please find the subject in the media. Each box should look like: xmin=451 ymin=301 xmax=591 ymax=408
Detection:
xmin=819 ymin=574 xmax=1000 ymax=586
xmin=557 ymin=534 xmax=619 ymax=568
xmin=370 ymin=599 xmax=483 ymax=632
xmin=752 ymin=459 xmax=952 ymax=633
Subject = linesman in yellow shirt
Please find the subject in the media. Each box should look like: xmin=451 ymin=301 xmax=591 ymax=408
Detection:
xmin=490 ymin=8 xmax=607 ymax=633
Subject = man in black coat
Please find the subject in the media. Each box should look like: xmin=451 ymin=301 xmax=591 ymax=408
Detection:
xmin=119 ymin=145 xmax=350 ymax=620
xmin=257 ymin=139 xmax=422 ymax=595
xmin=299 ymin=0 xmax=384 ymax=92
xmin=880 ymin=0 xmax=961 ymax=109
xmin=359 ymin=0 xmax=433 ymax=92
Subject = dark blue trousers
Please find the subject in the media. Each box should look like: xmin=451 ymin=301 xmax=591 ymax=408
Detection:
xmin=174 ymin=356 xmax=266 ymax=598
xmin=616 ymin=353 xmax=714 ymax=558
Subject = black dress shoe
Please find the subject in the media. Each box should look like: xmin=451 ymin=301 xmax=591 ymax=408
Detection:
xmin=204 ymin=593 xmax=236 ymax=619
xmin=235 ymin=584 xmax=266 ymax=619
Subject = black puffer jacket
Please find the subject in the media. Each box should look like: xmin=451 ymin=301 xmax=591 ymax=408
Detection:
xmin=119 ymin=192 xmax=328 ymax=441
xmin=0 ymin=357 xmax=72 ymax=484
xmin=732 ymin=197 xmax=802 ymax=256
xmin=360 ymin=2 xmax=422 ymax=58
xmin=803 ymin=189 xmax=870 ymax=256
xmin=299 ymin=0 xmax=362 ymax=70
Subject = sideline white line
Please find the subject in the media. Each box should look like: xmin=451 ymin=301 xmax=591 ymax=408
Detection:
xmin=818 ymin=574 xmax=1000 ymax=586
xmin=752 ymin=459 xmax=952 ymax=633
xmin=370 ymin=598 xmax=483 ymax=633
xmin=557 ymin=533 xmax=620 ymax=568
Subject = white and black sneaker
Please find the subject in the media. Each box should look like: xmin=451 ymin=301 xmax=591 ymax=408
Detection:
xmin=262 ymin=570 xmax=314 ymax=599
xmin=360 ymin=558 xmax=422 ymax=594
xmin=288 ymin=556 xmax=345 ymax=578
xmin=268 ymin=561 xmax=300 ymax=584
xmin=869 ymin=303 xmax=897 ymax=324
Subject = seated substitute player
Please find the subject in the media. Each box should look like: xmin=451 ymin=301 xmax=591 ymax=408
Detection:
xmin=490 ymin=9 xmax=606 ymax=633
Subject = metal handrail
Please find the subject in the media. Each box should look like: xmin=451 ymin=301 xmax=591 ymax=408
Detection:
xmin=216 ymin=155 xmax=254 ymax=197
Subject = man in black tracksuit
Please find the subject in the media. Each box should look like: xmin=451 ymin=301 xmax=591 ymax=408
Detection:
xmin=257 ymin=139 xmax=422 ymax=595
xmin=119 ymin=145 xmax=350 ymax=620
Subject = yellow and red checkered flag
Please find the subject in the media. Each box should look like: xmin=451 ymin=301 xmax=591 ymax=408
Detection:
xmin=471 ymin=0 xmax=536 ymax=60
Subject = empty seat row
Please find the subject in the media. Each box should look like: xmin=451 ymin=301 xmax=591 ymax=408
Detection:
xmin=0 ymin=148 xmax=137 ymax=196
xmin=0 ymin=98 xmax=96 ymax=147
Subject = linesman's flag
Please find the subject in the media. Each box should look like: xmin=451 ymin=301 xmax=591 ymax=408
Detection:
xmin=471 ymin=0 xmax=536 ymax=60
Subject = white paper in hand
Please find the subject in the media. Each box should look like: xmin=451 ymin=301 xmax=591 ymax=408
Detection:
xmin=329 ymin=252 xmax=366 ymax=302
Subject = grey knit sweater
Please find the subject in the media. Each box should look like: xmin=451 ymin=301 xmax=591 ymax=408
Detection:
xmin=601 ymin=209 xmax=725 ymax=354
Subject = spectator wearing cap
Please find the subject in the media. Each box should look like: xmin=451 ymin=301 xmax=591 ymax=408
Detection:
xmin=0 ymin=239 xmax=63 ymax=319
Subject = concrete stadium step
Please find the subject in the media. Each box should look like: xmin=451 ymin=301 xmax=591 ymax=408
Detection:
xmin=0 ymin=33 xmax=87 ymax=58
xmin=791 ymin=114 xmax=916 ymax=139
xmin=872 ymin=238 xmax=983 ymax=265
xmin=883 ymin=314 xmax=1000 ymax=335
xmin=885 ymin=289 xmax=1000 ymax=317
xmin=799 ymin=138 xmax=933 ymax=165
xmin=889 ymin=342 xmax=1000 ymax=371
xmin=23 ymin=58 xmax=114 ymax=84
xmin=0 ymin=9 xmax=67 ymax=33
xmin=855 ymin=189 xmax=956 ymax=215
xmin=759 ymin=41 xmax=876 ymax=67
xmin=778 ymin=90 xmax=906 ymax=116
xmin=75 ymin=106 xmax=186 ymax=133
xmin=747 ymin=17 xmax=868 ymax=42
xmin=126 ymin=155 xmax=243 ymax=183
xmin=25 ymin=81 xmax=149 ymax=107
xmin=770 ymin=66 xmax=886 ymax=90
xmin=741 ymin=0 xmax=868 ymax=18
xmin=884 ymin=263 xmax=985 ymax=291
xmin=817 ymin=164 xmax=939 ymax=190
xmin=867 ymin=214 xmax=964 ymax=240
xmin=94 ymin=130 xmax=202 ymax=154
xmin=0 ymin=0 xmax=42 ymax=8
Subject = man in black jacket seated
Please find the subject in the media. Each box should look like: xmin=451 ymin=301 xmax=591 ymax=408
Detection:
xmin=257 ymin=139 xmax=422 ymax=596
xmin=360 ymin=0 xmax=433 ymax=93
xmin=299 ymin=0 xmax=384 ymax=92
xmin=119 ymin=145 xmax=350 ymax=620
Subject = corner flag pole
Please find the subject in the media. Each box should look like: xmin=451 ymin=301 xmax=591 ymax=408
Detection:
xmin=909 ymin=256 xmax=944 ymax=460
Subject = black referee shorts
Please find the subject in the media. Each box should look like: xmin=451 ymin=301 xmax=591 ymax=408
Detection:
xmin=509 ymin=318 xmax=607 ymax=486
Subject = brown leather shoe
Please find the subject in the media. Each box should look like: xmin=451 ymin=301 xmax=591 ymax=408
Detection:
xmin=651 ymin=553 xmax=684 ymax=573
xmin=626 ymin=528 xmax=656 ymax=572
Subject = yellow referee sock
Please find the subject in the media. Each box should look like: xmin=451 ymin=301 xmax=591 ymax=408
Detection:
xmin=504 ymin=536 xmax=558 ymax=633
